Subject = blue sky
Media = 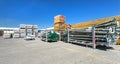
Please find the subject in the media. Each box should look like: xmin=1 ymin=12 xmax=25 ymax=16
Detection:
xmin=0 ymin=0 xmax=120 ymax=29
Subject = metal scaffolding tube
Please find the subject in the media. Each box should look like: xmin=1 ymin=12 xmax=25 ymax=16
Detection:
xmin=66 ymin=18 xmax=119 ymax=48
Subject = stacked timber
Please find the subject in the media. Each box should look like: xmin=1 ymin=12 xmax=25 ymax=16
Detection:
xmin=54 ymin=15 xmax=66 ymax=31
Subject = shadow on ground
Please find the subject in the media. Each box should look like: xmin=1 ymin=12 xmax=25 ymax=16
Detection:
xmin=69 ymin=42 xmax=114 ymax=51
xmin=25 ymin=39 xmax=36 ymax=41
xmin=40 ymin=40 xmax=57 ymax=43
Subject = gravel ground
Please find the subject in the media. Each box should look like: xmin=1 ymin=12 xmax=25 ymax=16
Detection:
xmin=0 ymin=37 xmax=120 ymax=64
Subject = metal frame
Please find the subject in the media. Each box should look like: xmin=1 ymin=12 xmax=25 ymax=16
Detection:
xmin=67 ymin=18 xmax=120 ymax=48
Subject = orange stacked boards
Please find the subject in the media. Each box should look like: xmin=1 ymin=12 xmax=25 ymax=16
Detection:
xmin=54 ymin=15 xmax=66 ymax=31
xmin=116 ymin=39 xmax=120 ymax=45
xmin=54 ymin=15 xmax=65 ymax=24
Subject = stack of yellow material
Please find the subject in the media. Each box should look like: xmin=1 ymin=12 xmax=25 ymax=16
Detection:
xmin=116 ymin=39 xmax=120 ymax=45
xmin=4 ymin=31 xmax=8 ymax=34
xmin=54 ymin=15 xmax=66 ymax=31
xmin=54 ymin=23 xmax=66 ymax=30
xmin=72 ymin=16 xmax=120 ymax=28
xmin=54 ymin=15 xmax=65 ymax=23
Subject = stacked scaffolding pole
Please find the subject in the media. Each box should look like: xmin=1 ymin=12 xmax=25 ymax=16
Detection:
xmin=67 ymin=18 xmax=120 ymax=48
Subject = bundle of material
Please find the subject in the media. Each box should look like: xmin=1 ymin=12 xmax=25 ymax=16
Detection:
xmin=94 ymin=18 xmax=119 ymax=46
xmin=67 ymin=18 xmax=120 ymax=47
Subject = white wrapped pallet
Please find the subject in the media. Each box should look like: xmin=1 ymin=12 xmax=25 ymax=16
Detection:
xmin=33 ymin=29 xmax=38 ymax=37
xmin=20 ymin=33 xmax=26 ymax=38
xmin=14 ymin=30 xmax=19 ymax=33
xmin=20 ymin=24 xmax=26 ymax=28
xmin=13 ymin=34 xmax=19 ymax=38
xmin=24 ymin=35 xmax=35 ymax=40
xmin=3 ymin=34 xmax=10 ymax=39
xmin=27 ymin=34 xmax=32 ymax=36
xmin=27 ymin=29 xmax=32 ymax=32
xmin=34 ymin=29 xmax=38 ymax=32
xmin=27 ymin=32 xmax=32 ymax=36
xmin=9 ymin=31 xmax=14 ymax=33
xmin=27 ymin=25 xmax=32 ymax=28
xmin=33 ymin=25 xmax=38 ymax=28
xmin=20 ymin=29 xmax=25 ymax=33
xmin=27 ymin=31 xmax=32 ymax=33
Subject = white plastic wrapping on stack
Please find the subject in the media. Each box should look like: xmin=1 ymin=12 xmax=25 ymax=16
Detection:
xmin=33 ymin=25 xmax=38 ymax=29
xmin=3 ymin=31 xmax=12 ymax=39
xmin=27 ymin=25 xmax=32 ymax=29
xmin=14 ymin=30 xmax=19 ymax=33
xmin=13 ymin=34 xmax=19 ymax=38
xmin=19 ymin=24 xmax=38 ymax=38
xmin=13 ymin=29 xmax=20 ymax=38
xmin=20 ymin=24 xmax=26 ymax=28
xmin=27 ymin=32 xmax=32 ymax=36
xmin=3 ymin=34 xmax=10 ymax=39
xmin=20 ymin=33 xmax=26 ymax=38
xmin=27 ymin=29 xmax=32 ymax=32
xmin=34 ymin=29 xmax=38 ymax=32
xmin=20 ymin=29 xmax=25 ymax=33
xmin=34 ymin=29 xmax=38 ymax=37
xmin=19 ymin=29 xmax=26 ymax=38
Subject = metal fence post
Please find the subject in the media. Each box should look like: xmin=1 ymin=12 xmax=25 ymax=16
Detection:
xmin=67 ymin=29 xmax=69 ymax=43
xmin=46 ymin=30 xmax=48 ymax=42
xmin=92 ymin=26 xmax=96 ymax=49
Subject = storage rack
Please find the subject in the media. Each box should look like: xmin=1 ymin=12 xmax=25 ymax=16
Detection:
xmin=67 ymin=18 xmax=120 ymax=48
